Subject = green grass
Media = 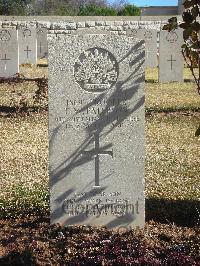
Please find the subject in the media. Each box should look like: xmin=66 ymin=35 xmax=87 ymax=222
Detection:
xmin=0 ymin=115 xmax=48 ymax=214
xmin=0 ymin=82 xmax=38 ymax=107
xmin=146 ymin=115 xmax=200 ymax=200
xmin=145 ymin=68 xmax=200 ymax=111
xmin=146 ymin=82 xmax=199 ymax=112
xmin=1 ymin=66 xmax=199 ymax=112
xmin=0 ymin=114 xmax=199 ymax=215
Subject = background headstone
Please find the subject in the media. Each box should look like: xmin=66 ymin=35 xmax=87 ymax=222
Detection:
xmin=37 ymin=27 xmax=48 ymax=59
xmin=18 ymin=25 xmax=37 ymax=64
xmin=139 ymin=29 xmax=158 ymax=68
xmin=0 ymin=28 xmax=19 ymax=77
xmin=159 ymin=29 xmax=184 ymax=82
xmin=127 ymin=28 xmax=158 ymax=68
xmin=48 ymin=33 xmax=145 ymax=229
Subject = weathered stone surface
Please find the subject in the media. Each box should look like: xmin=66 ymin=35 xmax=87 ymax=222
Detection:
xmin=126 ymin=28 xmax=140 ymax=38
xmin=95 ymin=21 xmax=106 ymax=26
xmin=50 ymin=21 xmax=77 ymax=30
xmin=159 ymin=29 xmax=184 ymax=82
xmin=0 ymin=15 xmax=183 ymax=23
xmin=85 ymin=21 xmax=96 ymax=27
xmin=76 ymin=21 xmax=86 ymax=28
xmin=114 ymin=21 xmax=124 ymax=26
xmin=138 ymin=21 xmax=162 ymax=30
xmin=105 ymin=21 xmax=115 ymax=26
xmin=37 ymin=27 xmax=48 ymax=59
xmin=0 ymin=28 xmax=19 ymax=77
xmin=48 ymin=33 xmax=145 ymax=229
xmin=65 ymin=22 xmax=77 ymax=30
xmin=18 ymin=25 xmax=37 ymax=64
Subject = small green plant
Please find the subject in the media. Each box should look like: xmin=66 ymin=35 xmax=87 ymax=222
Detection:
xmin=0 ymin=184 xmax=49 ymax=218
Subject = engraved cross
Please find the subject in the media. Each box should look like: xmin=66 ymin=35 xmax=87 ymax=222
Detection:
xmin=167 ymin=55 xmax=176 ymax=70
xmin=24 ymin=45 xmax=31 ymax=58
xmin=1 ymin=54 xmax=10 ymax=71
xmin=81 ymin=134 xmax=113 ymax=187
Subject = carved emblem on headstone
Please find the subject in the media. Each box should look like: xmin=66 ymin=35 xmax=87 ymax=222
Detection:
xmin=37 ymin=29 xmax=44 ymax=36
xmin=144 ymin=30 xmax=153 ymax=41
xmin=0 ymin=30 xmax=11 ymax=42
xmin=23 ymin=28 xmax=31 ymax=38
xmin=166 ymin=31 xmax=178 ymax=43
xmin=74 ymin=47 xmax=119 ymax=92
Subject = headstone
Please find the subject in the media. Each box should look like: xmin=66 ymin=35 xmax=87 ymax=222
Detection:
xmin=0 ymin=29 xmax=19 ymax=77
xmin=18 ymin=25 xmax=37 ymax=64
xmin=37 ymin=27 xmax=48 ymax=59
xmin=48 ymin=32 xmax=145 ymax=229
xmin=127 ymin=29 xmax=158 ymax=68
xmin=159 ymin=29 xmax=184 ymax=82
xmin=139 ymin=29 xmax=158 ymax=68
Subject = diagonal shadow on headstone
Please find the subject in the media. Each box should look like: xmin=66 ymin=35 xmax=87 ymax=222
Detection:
xmin=49 ymin=40 xmax=145 ymax=226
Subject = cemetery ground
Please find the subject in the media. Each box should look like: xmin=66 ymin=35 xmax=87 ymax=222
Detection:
xmin=0 ymin=64 xmax=200 ymax=265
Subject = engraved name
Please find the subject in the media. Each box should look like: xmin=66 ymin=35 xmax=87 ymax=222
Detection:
xmin=62 ymin=199 xmax=140 ymax=217
xmin=55 ymin=96 xmax=141 ymax=130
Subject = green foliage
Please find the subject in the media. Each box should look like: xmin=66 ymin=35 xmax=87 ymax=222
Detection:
xmin=118 ymin=4 xmax=141 ymax=16
xmin=54 ymin=5 xmax=74 ymax=16
xmin=33 ymin=0 xmax=77 ymax=16
xmin=0 ymin=0 xmax=141 ymax=16
xmin=0 ymin=0 xmax=32 ymax=15
xmin=0 ymin=0 xmax=73 ymax=15
xmin=0 ymin=184 xmax=48 ymax=218
xmin=78 ymin=4 xmax=117 ymax=16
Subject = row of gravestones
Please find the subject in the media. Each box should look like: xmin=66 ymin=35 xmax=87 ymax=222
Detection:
xmin=0 ymin=26 xmax=48 ymax=77
xmin=0 ymin=24 xmax=183 ymax=82
xmin=130 ymin=28 xmax=183 ymax=82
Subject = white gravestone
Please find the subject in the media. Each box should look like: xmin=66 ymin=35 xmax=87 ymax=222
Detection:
xmin=127 ymin=29 xmax=158 ymax=68
xmin=48 ymin=33 xmax=145 ymax=229
xmin=37 ymin=27 xmax=48 ymax=59
xmin=0 ymin=29 xmax=19 ymax=77
xmin=159 ymin=29 xmax=184 ymax=82
xmin=139 ymin=29 xmax=158 ymax=68
xmin=18 ymin=26 xmax=37 ymax=64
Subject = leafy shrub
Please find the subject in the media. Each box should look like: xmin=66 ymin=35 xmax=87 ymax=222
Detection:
xmin=118 ymin=4 xmax=141 ymax=16
xmin=0 ymin=0 xmax=31 ymax=15
xmin=78 ymin=4 xmax=117 ymax=16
